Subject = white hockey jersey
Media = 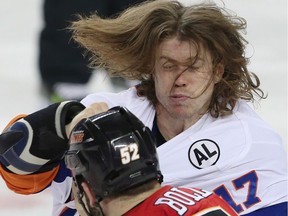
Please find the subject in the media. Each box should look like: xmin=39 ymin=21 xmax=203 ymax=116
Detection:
xmin=79 ymin=87 xmax=287 ymax=215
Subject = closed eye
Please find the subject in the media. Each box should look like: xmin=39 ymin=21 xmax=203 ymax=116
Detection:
xmin=162 ymin=62 xmax=177 ymax=71
xmin=163 ymin=64 xmax=176 ymax=70
xmin=186 ymin=65 xmax=199 ymax=72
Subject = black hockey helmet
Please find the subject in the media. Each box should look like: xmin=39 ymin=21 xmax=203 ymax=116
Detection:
xmin=65 ymin=106 xmax=162 ymax=201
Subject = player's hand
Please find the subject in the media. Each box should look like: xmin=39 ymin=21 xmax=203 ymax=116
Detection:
xmin=66 ymin=102 xmax=109 ymax=137
xmin=0 ymin=101 xmax=85 ymax=174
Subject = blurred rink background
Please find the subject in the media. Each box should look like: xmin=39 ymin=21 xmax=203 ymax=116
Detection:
xmin=0 ymin=0 xmax=286 ymax=215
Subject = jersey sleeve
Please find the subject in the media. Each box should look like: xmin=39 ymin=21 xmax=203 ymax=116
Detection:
xmin=0 ymin=164 xmax=59 ymax=194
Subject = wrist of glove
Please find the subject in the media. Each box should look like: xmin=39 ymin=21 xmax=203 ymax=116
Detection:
xmin=0 ymin=101 xmax=85 ymax=174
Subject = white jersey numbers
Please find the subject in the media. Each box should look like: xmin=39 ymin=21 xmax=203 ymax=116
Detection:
xmin=120 ymin=143 xmax=140 ymax=164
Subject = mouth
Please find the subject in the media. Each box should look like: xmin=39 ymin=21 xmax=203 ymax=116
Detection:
xmin=169 ymin=94 xmax=190 ymax=103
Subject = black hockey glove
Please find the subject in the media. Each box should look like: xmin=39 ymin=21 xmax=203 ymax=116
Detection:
xmin=0 ymin=101 xmax=85 ymax=174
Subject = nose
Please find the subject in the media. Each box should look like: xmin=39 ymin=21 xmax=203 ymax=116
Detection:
xmin=174 ymin=67 xmax=188 ymax=87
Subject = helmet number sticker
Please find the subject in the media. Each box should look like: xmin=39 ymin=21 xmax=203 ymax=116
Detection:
xmin=120 ymin=143 xmax=140 ymax=164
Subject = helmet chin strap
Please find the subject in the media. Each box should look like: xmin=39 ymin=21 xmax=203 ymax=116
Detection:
xmin=72 ymin=180 xmax=104 ymax=216
xmin=87 ymin=201 xmax=104 ymax=216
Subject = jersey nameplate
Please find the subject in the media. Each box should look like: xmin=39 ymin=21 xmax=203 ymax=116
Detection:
xmin=154 ymin=187 xmax=212 ymax=215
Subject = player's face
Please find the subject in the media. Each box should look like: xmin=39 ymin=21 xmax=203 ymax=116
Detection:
xmin=154 ymin=37 xmax=219 ymax=120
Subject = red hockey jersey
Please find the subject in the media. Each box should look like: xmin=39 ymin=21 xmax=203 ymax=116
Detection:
xmin=124 ymin=185 xmax=238 ymax=216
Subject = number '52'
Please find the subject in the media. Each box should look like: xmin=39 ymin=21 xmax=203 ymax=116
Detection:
xmin=213 ymin=170 xmax=261 ymax=214
xmin=120 ymin=143 xmax=140 ymax=165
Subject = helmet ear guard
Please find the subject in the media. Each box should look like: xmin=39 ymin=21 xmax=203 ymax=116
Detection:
xmin=65 ymin=106 xmax=163 ymax=203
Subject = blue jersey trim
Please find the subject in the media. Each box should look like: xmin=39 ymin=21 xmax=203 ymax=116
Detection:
xmin=242 ymin=202 xmax=287 ymax=216
xmin=60 ymin=208 xmax=77 ymax=216
xmin=54 ymin=160 xmax=72 ymax=183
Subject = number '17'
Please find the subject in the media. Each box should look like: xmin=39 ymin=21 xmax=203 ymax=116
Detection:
xmin=213 ymin=170 xmax=261 ymax=214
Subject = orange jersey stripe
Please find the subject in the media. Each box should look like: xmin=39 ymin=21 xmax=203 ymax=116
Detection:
xmin=0 ymin=164 xmax=60 ymax=194
xmin=2 ymin=114 xmax=27 ymax=132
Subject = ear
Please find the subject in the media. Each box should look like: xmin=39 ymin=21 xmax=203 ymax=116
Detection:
xmin=213 ymin=63 xmax=224 ymax=83
xmin=81 ymin=181 xmax=96 ymax=207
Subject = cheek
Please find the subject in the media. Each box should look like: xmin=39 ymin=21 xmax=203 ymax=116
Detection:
xmin=153 ymin=71 xmax=163 ymax=88
xmin=153 ymin=74 xmax=170 ymax=100
xmin=202 ymin=78 xmax=215 ymax=97
xmin=154 ymin=72 xmax=173 ymax=92
xmin=153 ymin=74 xmax=163 ymax=96
xmin=194 ymin=71 xmax=212 ymax=85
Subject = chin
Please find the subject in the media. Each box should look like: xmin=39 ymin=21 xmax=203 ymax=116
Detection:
xmin=170 ymin=107 xmax=191 ymax=119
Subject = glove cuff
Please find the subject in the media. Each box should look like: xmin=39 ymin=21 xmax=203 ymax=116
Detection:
xmin=56 ymin=101 xmax=86 ymax=140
